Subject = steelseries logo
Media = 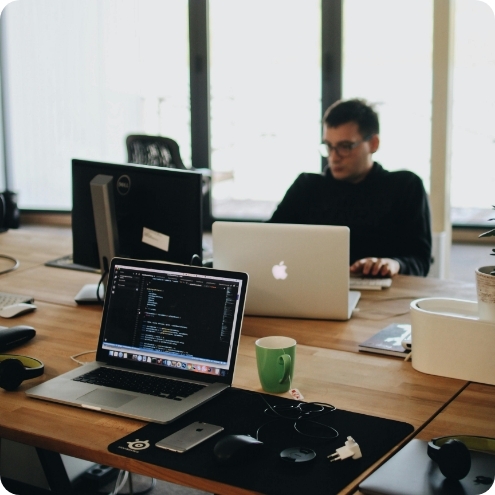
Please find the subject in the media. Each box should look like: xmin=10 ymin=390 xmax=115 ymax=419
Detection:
xmin=116 ymin=175 xmax=131 ymax=196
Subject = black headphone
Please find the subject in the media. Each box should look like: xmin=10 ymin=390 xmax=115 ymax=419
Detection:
xmin=0 ymin=190 xmax=20 ymax=233
xmin=428 ymin=435 xmax=495 ymax=480
xmin=0 ymin=354 xmax=44 ymax=391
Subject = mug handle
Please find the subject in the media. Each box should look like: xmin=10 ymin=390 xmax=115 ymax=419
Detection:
xmin=278 ymin=354 xmax=291 ymax=384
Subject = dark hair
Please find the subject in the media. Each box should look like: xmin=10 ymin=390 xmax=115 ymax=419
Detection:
xmin=323 ymin=98 xmax=379 ymax=137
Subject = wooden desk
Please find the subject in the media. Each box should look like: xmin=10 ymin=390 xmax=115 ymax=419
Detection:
xmin=416 ymin=383 xmax=495 ymax=441
xmin=0 ymin=226 xmax=491 ymax=495
xmin=0 ymin=308 xmax=468 ymax=495
xmin=0 ymin=224 xmax=73 ymax=271
xmin=0 ymin=225 xmax=101 ymax=307
xmin=242 ymin=274 xmax=477 ymax=352
xmin=0 ymin=226 xmax=478 ymax=349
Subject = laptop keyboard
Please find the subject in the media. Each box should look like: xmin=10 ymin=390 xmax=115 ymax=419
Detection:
xmin=349 ymin=277 xmax=392 ymax=291
xmin=73 ymin=367 xmax=205 ymax=401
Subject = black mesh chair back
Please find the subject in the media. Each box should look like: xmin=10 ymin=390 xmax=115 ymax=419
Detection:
xmin=126 ymin=135 xmax=186 ymax=169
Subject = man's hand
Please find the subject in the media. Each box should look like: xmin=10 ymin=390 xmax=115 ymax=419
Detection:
xmin=350 ymin=257 xmax=400 ymax=277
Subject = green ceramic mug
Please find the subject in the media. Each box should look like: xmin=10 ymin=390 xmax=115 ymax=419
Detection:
xmin=255 ymin=336 xmax=296 ymax=393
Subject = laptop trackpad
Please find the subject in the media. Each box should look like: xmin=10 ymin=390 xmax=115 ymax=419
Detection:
xmin=77 ymin=389 xmax=136 ymax=408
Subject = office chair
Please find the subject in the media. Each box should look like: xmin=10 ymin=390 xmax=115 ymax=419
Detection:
xmin=125 ymin=134 xmax=212 ymax=232
xmin=126 ymin=134 xmax=187 ymax=169
xmin=125 ymin=134 xmax=211 ymax=196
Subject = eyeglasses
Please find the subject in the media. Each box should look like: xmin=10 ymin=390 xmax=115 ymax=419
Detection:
xmin=318 ymin=135 xmax=373 ymax=158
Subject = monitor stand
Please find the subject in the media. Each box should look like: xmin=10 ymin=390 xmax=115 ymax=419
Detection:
xmin=75 ymin=174 xmax=119 ymax=305
xmin=45 ymin=254 xmax=100 ymax=273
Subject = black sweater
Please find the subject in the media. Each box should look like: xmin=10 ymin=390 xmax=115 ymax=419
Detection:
xmin=269 ymin=163 xmax=432 ymax=276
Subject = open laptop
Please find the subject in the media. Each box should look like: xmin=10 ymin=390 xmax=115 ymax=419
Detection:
xmin=212 ymin=222 xmax=360 ymax=320
xmin=26 ymin=257 xmax=248 ymax=424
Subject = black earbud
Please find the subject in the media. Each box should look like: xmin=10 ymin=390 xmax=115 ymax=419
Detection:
xmin=428 ymin=438 xmax=471 ymax=480
xmin=0 ymin=355 xmax=44 ymax=391
xmin=427 ymin=435 xmax=495 ymax=481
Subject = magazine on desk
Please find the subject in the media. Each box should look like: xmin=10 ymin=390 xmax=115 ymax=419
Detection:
xmin=358 ymin=323 xmax=411 ymax=357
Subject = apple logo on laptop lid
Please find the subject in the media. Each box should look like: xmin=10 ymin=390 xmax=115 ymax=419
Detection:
xmin=272 ymin=261 xmax=288 ymax=280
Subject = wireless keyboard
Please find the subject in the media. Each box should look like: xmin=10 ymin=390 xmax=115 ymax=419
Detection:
xmin=349 ymin=277 xmax=392 ymax=291
xmin=0 ymin=291 xmax=34 ymax=310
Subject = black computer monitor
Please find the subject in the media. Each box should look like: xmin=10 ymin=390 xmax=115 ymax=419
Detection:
xmin=72 ymin=159 xmax=203 ymax=269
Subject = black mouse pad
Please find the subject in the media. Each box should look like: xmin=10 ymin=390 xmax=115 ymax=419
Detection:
xmin=108 ymin=387 xmax=414 ymax=495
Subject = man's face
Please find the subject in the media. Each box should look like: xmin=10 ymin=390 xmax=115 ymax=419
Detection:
xmin=323 ymin=121 xmax=379 ymax=184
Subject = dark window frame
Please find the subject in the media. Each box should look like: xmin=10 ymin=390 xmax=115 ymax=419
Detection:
xmin=188 ymin=0 xmax=343 ymax=229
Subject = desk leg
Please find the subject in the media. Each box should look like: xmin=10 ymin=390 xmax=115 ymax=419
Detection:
xmin=35 ymin=448 xmax=74 ymax=495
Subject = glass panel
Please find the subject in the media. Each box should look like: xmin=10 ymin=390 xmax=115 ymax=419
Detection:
xmin=451 ymin=0 xmax=495 ymax=216
xmin=209 ymin=0 xmax=321 ymax=220
xmin=2 ymin=0 xmax=189 ymax=210
xmin=342 ymin=0 xmax=433 ymax=192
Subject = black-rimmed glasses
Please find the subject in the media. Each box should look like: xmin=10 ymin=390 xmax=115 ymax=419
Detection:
xmin=319 ymin=135 xmax=373 ymax=158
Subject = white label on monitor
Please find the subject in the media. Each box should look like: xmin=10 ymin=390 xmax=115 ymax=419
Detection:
xmin=142 ymin=227 xmax=170 ymax=252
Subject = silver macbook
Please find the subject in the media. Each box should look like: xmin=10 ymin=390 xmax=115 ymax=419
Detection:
xmin=212 ymin=222 xmax=360 ymax=320
xmin=26 ymin=257 xmax=248 ymax=424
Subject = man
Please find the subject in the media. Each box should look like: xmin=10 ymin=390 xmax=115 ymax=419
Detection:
xmin=269 ymin=98 xmax=432 ymax=277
